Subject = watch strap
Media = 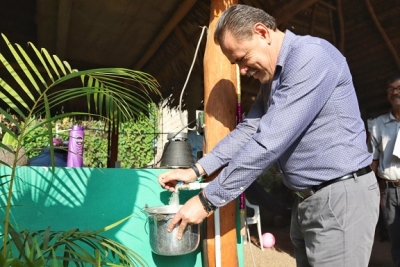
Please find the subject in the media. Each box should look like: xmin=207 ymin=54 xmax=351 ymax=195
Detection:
xmin=190 ymin=164 xmax=201 ymax=178
xmin=198 ymin=191 xmax=217 ymax=213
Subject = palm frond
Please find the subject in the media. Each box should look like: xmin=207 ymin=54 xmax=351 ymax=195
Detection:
xmin=2 ymin=223 xmax=148 ymax=267
xmin=0 ymin=33 xmax=159 ymax=266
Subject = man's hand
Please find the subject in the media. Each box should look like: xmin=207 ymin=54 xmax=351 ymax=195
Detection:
xmin=158 ymin=168 xmax=198 ymax=192
xmin=167 ymin=195 xmax=209 ymax=239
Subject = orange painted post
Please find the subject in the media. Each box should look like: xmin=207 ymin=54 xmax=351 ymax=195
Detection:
xmin=203 ymin=0 xmax=238 ymax=266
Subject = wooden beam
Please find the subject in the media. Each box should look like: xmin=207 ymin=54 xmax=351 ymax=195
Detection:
xmin=203 ymin=1 xmax=238 ymax=266
xmin=133 ymin=0 xmax=197 ymax=70
xmin=364 ymin=0 xmax=400 ymax=70
xmin=272 ymin=0 xmax=320 ymax=25
xmin=56 ymin=0 xmax=72 ymax=59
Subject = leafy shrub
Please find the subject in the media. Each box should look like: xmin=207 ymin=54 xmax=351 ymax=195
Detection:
xmin=6 ymin=104 xmax=159 ymax=168
xmin=117 ymin=104 xmax=158 ymax=168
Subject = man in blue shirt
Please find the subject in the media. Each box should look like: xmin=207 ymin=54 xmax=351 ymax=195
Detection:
xmin=159 ymin=4 xmax=379 ymax=266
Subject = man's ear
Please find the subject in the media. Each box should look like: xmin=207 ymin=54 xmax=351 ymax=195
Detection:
xmin=253 ymin=23 xmax=271 ymax=42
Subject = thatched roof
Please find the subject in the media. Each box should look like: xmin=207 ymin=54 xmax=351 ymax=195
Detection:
xmin=0 ymin=0 xmax=399 ymax=120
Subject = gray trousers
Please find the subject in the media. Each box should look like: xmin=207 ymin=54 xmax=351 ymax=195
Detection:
xmin=290 ymin=171 xmax=380 ymax=267
xmin=381 ymin=185 xmax=400 ymax=266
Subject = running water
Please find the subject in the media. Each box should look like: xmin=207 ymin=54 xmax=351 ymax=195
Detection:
xmin=169 ymin=191 xmax=180 ymax=208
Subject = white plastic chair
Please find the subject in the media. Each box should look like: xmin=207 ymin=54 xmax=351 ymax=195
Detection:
xmin=245 ymin=198 xmax=263 ymax=250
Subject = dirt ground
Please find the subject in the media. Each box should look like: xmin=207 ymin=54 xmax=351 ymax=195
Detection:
xmin=244 ymin=225 xmax=393 ymax=267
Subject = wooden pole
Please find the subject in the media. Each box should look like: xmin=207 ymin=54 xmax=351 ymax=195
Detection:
xmin=203 ymin=0 xmax=238 ymax=266
xmin=108 ymin=118 xmax=119 ymax=168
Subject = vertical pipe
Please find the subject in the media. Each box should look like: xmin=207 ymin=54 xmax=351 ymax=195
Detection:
xmin=214 ymin=209 xmax=221 ymax=267
xmin=237 ymin=65 xmax=246 ymax=241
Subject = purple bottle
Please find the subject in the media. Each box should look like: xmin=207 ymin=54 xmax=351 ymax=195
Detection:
xmin=67 ymin=125 xmax=85 ymax=167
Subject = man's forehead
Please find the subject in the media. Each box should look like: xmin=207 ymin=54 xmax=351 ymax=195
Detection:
xmin=389 ymin=79 xmax=400 ymax=86
xmin=220 ymin=37 xmax=244 ymax=64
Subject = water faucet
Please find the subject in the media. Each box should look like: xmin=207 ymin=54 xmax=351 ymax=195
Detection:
xmin=175 ymin=182 xmax=209 ymax=191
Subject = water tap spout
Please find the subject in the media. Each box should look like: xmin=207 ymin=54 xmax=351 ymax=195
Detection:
xmin=175 ymin=182 xmax=209 ymax=191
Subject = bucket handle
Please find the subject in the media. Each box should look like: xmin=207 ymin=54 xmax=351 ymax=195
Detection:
xmin=141 ymin=205 xmax=149 ymax=235
xmin=140 ymin=204 xmax=149 ymax=214
xmin=144 ymin=219 xmax=149 ymax=235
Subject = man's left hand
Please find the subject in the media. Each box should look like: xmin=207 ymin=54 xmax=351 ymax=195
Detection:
xmin=168 ymin=195 xmax=209 ymax=239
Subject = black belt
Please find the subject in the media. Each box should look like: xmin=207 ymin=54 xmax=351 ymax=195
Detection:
xmin=387 ymin=182 xmax=400 ymax=188
xmin=295 ymin=166 xmax=372 ymax=199
xmin=378 ymin=177 xmax=400 ymax=188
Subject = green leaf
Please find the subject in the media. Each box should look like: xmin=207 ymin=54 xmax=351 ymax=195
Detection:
xmin=1 ymin=32 xmax=158 ymax=266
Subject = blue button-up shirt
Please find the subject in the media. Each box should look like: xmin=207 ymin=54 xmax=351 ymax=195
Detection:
xmin=198 ymin=30 xmax=371 ymax=206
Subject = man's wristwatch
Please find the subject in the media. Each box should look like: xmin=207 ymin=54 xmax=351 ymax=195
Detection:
xmin=190 ymin=164 xmax=201 ymax=178
xmin=198 ymin=191 xmax=217 ymax=214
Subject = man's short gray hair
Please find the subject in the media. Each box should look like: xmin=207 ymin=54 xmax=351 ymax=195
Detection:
xmin=214 ymin=4 xmax=277 ymax=45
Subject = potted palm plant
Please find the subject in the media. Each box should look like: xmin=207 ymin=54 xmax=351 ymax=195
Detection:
xmin=0 ymin=33 xmax=160 ymax=266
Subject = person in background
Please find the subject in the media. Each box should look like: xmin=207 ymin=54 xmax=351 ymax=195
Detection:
xmin=159 ymin=4 xmax=379 ymax=266
xmin=369 ymin=73 xmax=400 ymax=267
xmin=187 ymin=130 xmax=203 ymax=162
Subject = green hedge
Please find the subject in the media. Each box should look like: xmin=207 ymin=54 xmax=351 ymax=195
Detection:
xmin=18 ymin=105 xmax=159 ymax=168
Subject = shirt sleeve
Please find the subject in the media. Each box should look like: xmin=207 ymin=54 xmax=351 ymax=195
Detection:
xmin=197 ymin=84 xmax=267 ymax=175
xmin=204 ymin=43 xmax=343 ymax=206
xmin=369 ymin=118 xmax=381 ymax=160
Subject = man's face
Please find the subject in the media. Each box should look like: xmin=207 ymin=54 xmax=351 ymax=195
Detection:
xmin=219 ymin=23 xmax=277 ymax=84
xmin=387 ymin=79 xmax=400 ymax=108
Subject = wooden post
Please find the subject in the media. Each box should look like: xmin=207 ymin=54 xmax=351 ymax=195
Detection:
xmin=108 ymin=120 xmax=119 ymax=168
xmin=203 ymin=0 xmax=238 ymax=266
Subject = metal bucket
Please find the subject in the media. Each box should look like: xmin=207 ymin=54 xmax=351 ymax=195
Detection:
xmin=144 ymin=205 xmax=200 ymax=256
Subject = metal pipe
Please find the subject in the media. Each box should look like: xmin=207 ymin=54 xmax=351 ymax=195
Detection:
xmin=175 ymin=182 xmax=209 ymax=191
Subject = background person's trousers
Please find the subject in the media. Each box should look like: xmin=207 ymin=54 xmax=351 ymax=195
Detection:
xmin=290 ymin=171 xmax=380 ymax=267
xmin=381 ymin=185 xmax=400 ymax=266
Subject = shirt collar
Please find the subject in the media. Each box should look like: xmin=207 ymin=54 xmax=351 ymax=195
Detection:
xmin=384 ymin=110 xmax=398 ymax=124
xmin=276 ymin=29 xmax=295 ymax=68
